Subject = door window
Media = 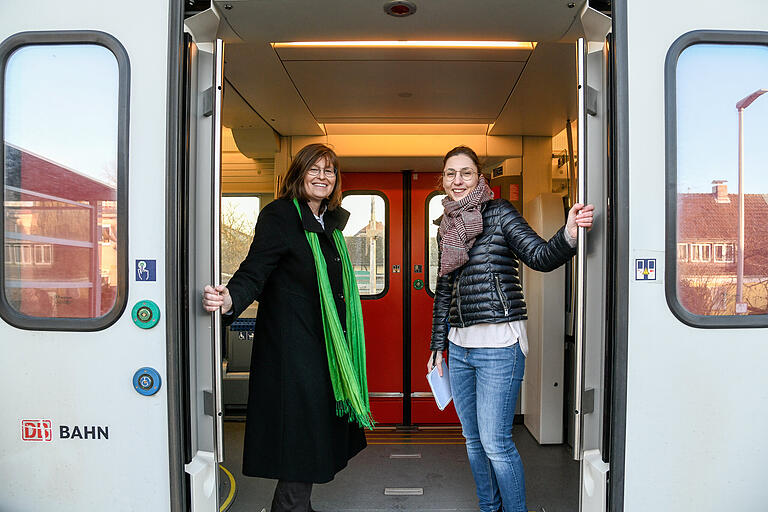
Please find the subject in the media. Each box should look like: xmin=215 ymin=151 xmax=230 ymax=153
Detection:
xmin=341 ymin=193 xmax=387 ymax=297
xmin=667 ymin=35 xmax=768 ymax=324
xmin=426 ymin=192 xmax=446 ymax=295
xmin=1 ymin=34 xmax=129 ymax=329
xmin=221 ymin=194 xmax=261 ymax=316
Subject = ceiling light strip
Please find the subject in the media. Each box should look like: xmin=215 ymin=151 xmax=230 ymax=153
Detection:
xmin=272 ymin=41 xmax=536 ymax=50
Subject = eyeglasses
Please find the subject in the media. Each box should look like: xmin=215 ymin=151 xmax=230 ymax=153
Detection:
xmin=443 ymin=170 xmax=478 ymax=181
xmin=308 ymin=167 xmax=337 ymax=178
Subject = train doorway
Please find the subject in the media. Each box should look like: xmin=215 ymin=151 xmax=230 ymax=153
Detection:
xmin=216 ymin=156 xmax=588 ymax=510
xmin=191 ymin=0 xmax=614 ymax=508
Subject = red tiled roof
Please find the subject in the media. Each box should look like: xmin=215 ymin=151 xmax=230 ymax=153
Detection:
xmin=678 ymin=193 xmax=768 ymax=241
xmin=5 ymin=144 xmax=116 ymax=202
xmin=353 ymin=221 xmax=385 ymax=237
xmin=678 ymin=193 xmax=768 ymax=277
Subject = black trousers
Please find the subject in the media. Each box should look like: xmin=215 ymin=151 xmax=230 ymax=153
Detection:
xmin=271 ymin=480 xmax=314 ymax=512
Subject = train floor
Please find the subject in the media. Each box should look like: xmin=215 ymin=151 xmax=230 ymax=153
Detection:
xmin=221 ymin=421 xmax=578 ymax=512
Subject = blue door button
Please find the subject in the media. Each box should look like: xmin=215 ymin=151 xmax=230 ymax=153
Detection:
xmin=133 ymin=367 xmax=161 ymax=396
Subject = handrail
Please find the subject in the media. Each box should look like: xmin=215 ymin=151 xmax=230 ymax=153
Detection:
xmin=211 ymin=38 xmax=225 ymax=464
xmin=572 ymin=37 xmax=587 ymax=461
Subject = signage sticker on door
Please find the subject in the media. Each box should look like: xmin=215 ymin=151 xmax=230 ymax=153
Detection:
xmin=135 ymin=259 xmax=156 ymax=282
xmin=635 ymin=258 xmax=656 ymax=280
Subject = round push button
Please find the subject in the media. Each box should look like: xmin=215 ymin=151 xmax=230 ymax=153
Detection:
xmin=137 ymin=306 xmax=152 ymax=322
xmin=133 ymin=367 xmax=161 ymax=396
xmin=132 ymin=300 xmax=160 ymax=329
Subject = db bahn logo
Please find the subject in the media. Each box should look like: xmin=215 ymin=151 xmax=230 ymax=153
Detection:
xmin=21 ymin=419 xmax=53 ymax=442
xmin=20 ymin=419 xmax=110 ymax=441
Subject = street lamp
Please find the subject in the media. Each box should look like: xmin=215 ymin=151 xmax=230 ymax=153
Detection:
xmin=734 ymin=89 xmax=768 ymax=313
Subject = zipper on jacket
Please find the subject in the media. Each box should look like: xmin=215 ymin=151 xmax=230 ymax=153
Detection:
xmin=454 ymin=271 xmax=465 ymax=327
xmin=494 ymin=273 xmax=509 ymax=316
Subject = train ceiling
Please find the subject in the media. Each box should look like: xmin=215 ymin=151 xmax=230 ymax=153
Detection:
xmin=209 ymin=0 xmax=586 ymax=138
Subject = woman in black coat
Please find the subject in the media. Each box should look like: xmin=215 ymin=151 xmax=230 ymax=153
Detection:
xmin=426 ymin=146 xmax=593 ymax=512
xmin=203 ymin=143 xmax=369 ymax=512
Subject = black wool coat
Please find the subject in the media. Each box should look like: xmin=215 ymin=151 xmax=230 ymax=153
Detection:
xmin=225 ymin=197 xmax=366 ymax=483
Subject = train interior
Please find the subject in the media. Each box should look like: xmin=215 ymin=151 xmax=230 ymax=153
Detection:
xmin=190 ymin=1 xmax=611 ymax=510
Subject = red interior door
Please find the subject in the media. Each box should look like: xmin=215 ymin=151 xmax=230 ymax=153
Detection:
xmin=409 ymin=173 xmax=460 ymax=424
xmin=342 ymin=173 xmax=404 ymax=424
xmin=342 ymin=171 xmax=459 ymax=425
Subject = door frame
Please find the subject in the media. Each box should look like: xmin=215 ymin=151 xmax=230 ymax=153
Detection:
xmin=607 ymin=1 xmax=631 ymax=510
xmin=402 ymin=171 xmax=412 ymax=424
xmin=164 ymin=1 xmax=187 ymax=510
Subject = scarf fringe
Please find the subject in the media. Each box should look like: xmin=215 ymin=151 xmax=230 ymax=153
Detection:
xmin=335 ymin=399 xmax=375 ymax=429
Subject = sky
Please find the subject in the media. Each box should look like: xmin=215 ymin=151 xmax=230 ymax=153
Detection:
xmin=222 ymin=196 xmax=260 ymax=232
xmin=341 ymin=194 xmax=386 ymax=236
xmin=4 ymin=44 xmax=119 ymax=185
xmin=677 ymin=44 xmax=768 ymax=194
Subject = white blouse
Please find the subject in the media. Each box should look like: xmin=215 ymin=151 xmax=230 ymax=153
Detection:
xmin=448 ymin=320 xmax=528 ymax=357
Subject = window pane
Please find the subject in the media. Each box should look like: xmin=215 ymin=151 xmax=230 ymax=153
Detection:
xmin=427 ymin=193 xmax=447 ymax=294
xmin=3 ymin=44 xmax=120 ymax=319
xmin=221 ymin=195 xmax=260 ymax=316
xmin=341 ymin=194 xmax=386 ymax=296
xmin=676 ymin=43 xmax=768 ymax=316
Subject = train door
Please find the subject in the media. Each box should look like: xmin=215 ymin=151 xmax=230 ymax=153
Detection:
xmin=572 ymin=11 xmax=614 ymax=512
xmin=183 ymin=24 xmax=226 ymax=512
xmin=342 ymin=172 xmax=459 ymax=425
xmin=611 ymin=0 xmax=768 ymax=510
xmin=340 ymin=172 xmax=405 ymax=424
xmin=0 ymin=1 xmax=187 ymax=511
xmin=408 ymin=172 xmax=460 ymax=424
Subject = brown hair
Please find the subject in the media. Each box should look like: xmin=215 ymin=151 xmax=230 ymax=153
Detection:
xmin=443 ymin=145 xmax=481 ymax=170
xmin=278 ymin=143 xmax=343 ymax=210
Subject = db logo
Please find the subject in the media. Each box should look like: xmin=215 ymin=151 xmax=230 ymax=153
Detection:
xmin=21 ymin=419 xmax=53 ymax=442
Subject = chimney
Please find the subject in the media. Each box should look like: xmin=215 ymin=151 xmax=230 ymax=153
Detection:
xmin=712 ymin=180 xmax=730 ymax=203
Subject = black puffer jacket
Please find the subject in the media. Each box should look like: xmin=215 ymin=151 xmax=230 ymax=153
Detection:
xmin=430 ymin=198 xmax=575 ymax=351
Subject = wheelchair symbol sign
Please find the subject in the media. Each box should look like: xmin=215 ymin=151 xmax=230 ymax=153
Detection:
xmin=635 ymin=258 xmax=656 ymax=280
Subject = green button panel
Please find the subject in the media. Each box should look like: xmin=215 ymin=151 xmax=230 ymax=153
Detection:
xmin=132 ymin=300 xmax=160 ymax=329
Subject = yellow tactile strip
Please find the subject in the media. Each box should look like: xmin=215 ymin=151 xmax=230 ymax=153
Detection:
xmin=365 ymin=427 xmax=465 ymax=445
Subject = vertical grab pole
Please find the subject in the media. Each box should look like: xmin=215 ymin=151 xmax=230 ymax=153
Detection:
xmin=573 ymin=37 xmax=587 ymax=461
xmin=211 ymin=38 xmax=225 ymax=463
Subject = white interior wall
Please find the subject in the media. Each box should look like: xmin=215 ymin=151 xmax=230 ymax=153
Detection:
xmin=523 ymin=194 xmax=567 ymax=443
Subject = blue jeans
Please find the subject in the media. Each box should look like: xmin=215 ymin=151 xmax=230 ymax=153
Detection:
xmin=449 ymin=342 xmax=526 ymax=512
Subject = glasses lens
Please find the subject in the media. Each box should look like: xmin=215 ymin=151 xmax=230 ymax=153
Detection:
xmin=309 ymin=168 xmax=336 ymax=177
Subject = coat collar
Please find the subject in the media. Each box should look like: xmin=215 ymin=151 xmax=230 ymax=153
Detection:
xmin=298 ymin=200 xmax=350 ymax=235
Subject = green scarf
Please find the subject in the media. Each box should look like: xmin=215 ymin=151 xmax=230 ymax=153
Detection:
xmin=293 ymin=199 xmax=373 ymax=429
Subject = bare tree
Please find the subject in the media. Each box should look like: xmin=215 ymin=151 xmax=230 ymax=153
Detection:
xmin=221 ymin=202 xmax=254 ymax=281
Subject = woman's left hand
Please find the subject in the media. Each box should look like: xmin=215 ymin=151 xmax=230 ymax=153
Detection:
xmin=566 ymin=203 xmax=595 ymax=240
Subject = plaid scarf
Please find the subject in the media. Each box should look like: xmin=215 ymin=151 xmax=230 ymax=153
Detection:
xmin=438 ymin=176 xmax=494 ymax=276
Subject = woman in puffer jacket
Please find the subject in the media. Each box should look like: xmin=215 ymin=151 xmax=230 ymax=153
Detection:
xmin=426 ymin=145 xmax=593 ymax=512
